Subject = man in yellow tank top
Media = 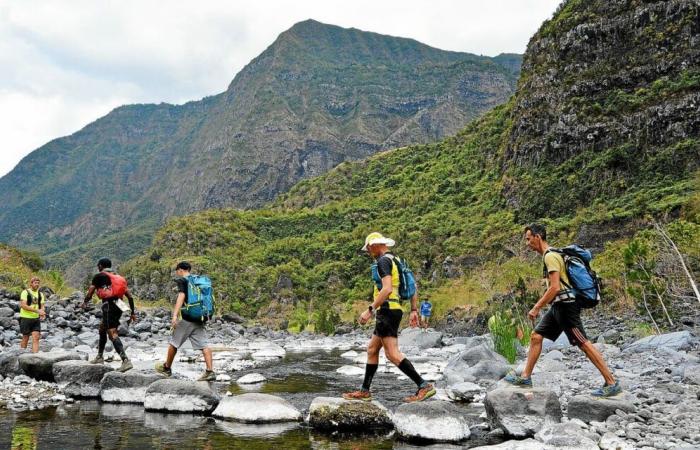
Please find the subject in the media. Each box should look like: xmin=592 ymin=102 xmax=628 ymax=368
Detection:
xmin=342 ymin=232 xmax=436 ymax=403
xmin=19 ymin=276 xmax=46 ymax=353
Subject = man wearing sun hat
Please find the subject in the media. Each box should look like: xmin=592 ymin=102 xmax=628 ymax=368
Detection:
xmin=342 ymin=232 xmax=436 ymax=403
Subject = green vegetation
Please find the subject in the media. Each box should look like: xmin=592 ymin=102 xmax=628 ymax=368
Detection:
xmin=0 ymin=244 xmax=71 ymax=296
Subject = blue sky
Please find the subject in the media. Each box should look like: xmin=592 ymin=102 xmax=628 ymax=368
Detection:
xmin=0 ymin=0 xmax=562 ymax=177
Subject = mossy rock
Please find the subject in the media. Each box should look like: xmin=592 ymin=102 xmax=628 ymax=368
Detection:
xmin=308 ymin=396 xmax=393 ymax=431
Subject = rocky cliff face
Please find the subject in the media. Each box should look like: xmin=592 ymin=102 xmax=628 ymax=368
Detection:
xmin=0 ymin=20 xmax=520 ymax=281
xmin=503 ymin=0 xmax=700 ymax=219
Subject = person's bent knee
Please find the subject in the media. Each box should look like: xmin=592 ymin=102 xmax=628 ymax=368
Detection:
xmin=530 ymin=332 xmax=544 ymax=344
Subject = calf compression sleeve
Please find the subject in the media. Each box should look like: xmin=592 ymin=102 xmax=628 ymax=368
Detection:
xmin=98 ymin=330 xmax=107 ymax=354
xmin=111 ymin=337 xmax=127 ymax=360
xmin=361 ymin=363 xmax=379 ymax=391
xmin=398 ymin=358 xmax=426 ymax=387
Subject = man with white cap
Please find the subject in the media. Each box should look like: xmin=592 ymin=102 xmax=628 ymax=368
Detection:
xmin=342 ymin=232 xmax=435 ymax=402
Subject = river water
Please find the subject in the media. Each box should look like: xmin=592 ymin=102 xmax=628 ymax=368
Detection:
xmin=0 ymin=349 xmax=498 ymax=449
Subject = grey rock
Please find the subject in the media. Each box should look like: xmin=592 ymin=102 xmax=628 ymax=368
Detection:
xmin=624 ymin=331 xmax=696 ymax=353
xmin=399 ymin=327 xmax=443 ymax=349
xmin=18 ymin=351 xmax=84 ymax=381
xmin=444 ymin=344 xmax=509 ymax=384
xmin=53 ymin=360 xmax=114 ymax=397
xmin=393 ymin=400 xmax=471 ymax=442
xmin=0 ymin=307 xmax=14 ymax=317
xmin=307 ymin=396 xmax=392 ymax=431
xmin=567 ymin=393 xmax=636 ymax=423
xmin=0 ymin=349 xmax=24 ymax=376
xmin=484 ymin=387 xmax=562 ymax=438
xmin=534 ymin=422 xmax=599 ymax=448
xmin=144 ymin=379 xmax=220 ymax=414
xmin=447 ymin=381 xmax=483 ymax=402
xmin=100 ymin=370 xmax=164 ymax=404
xmin=212 ymin=393 xmax=301 ymax=423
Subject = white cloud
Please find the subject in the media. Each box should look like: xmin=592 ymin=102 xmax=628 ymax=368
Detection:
xmin=0 ymin=0 xmax=561 ymax=177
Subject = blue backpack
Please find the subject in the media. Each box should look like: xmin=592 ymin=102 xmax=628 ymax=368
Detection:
xmin=371 ymin=254 xmax=417 ymax=301
xmin=545 ymin=245 xmax=601 ymax=308
xmin=182 ymin=275 xmax=215 ymax=322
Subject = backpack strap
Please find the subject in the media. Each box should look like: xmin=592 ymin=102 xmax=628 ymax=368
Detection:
xmin=543 ymin=248 xmax=576 ymax=302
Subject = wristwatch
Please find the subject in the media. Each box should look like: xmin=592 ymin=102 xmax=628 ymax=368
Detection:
xmin=368 ymin=305 xmax=374 ymax=313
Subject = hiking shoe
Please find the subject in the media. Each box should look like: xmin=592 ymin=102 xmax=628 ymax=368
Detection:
xmin=154 ymin=362 xmax=172 ymax=377
xmin=592 ymin=381 xmax=622 ymax=398
xmin=504 ymin=371 xmax=532 ymax=387
xmin=89 ymin=355 xmax=104 ymax=364
xmin=404 ymin=384 xmax=436 ymax=403
xmin=198 ymin=370 xmax=216 ymax=382
xmin=342 ymin=390 xmax=372 ymax=401
xmin=117 ymin=359 xmax=133 ymax=373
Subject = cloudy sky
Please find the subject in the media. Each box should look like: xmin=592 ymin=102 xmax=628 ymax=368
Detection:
xmin=0 ymin=0 xmax=562 ymax=177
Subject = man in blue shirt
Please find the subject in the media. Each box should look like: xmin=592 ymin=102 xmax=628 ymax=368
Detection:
xmin=419 ymin=298 xmax=432 ymax=330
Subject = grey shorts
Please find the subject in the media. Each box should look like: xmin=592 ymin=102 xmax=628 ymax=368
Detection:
xmin=170 ymin=320 xmax=208 ymax=350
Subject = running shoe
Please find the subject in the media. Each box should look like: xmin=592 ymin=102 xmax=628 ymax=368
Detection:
xmin=342 ymin=390 xmax=372 ymax=401
xmin=155 ymin=362 xmax=172 ymax=377
xmin=504 ymin=371 xmax=533 ymax=387
xmin=591 ymin=381 xmax=622 ymax=397
xmin=198 ymin=370 xmax=217 ymax=382
xmin=404 ymin=384 xmax=436 ymax=403
xmin=117 ymin=359 xmax=133 ymax=373
xmin=89 ymin=354 xmax=104 ymax=364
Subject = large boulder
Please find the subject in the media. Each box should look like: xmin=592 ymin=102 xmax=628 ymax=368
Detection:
xmin=444 ymin=344 xmax=510 ymax=385
xmin=623 ymin=331 xmax=697 ymax=353
xmin=469 ymin=422 xmax=598 ymax=449
xmin=566 ymin=393 xmax=636 ymax=423
xmin=53 ymin=360 xmax=114 ymax=397
xmin=18 ymin=351 xmax=84 ymax=381
xmin=307 ymin=397 xmax=392 ymax=431
xmin=447 ymin=381 xmax=483 ymax=402
xmin=399 ymin=327 xmax=443 ymax=349
xmin=392 ymin=400 xmax=471 ymax=442
xmin=100 ymin=371 xmax=164 ymax=404
xmin=0 ymin=307 xmax=14 ymax=317
xmin=0 ymin=349 xmax=24 ymax=377
xmin=213 ymin=393 xmax=301 ymax=423
xmin=144 ymin=379 xmax=220 ymax=414
xmin=484 ymin=388 xmax=562 ymax=438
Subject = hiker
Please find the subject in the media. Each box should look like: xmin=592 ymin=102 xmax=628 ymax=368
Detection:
xmin=343 ymin=232 xmax=435 ymax=402
xmin=505 ymin=224 xmax=621 ymax=397
xmin=80 ymin=258 xmax=136 ymax=372
xmin=19 ymin=277 xmax=46 ymax=353
xmin=155 ymin=261 xmax=216 ymax=381
xmin=419 ymin=297 xmax=432 ymax=330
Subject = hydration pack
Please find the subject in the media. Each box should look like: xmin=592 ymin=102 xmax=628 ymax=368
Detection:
xmin=96 ymin=271 xmax=128 ymax=300
xmin=182 ymin=275 xmax=215 ymax=322
xmin=371 ymin=254 xmax=417 ymax=301
xmin=545 ymin=245 xmax=602 ymax=308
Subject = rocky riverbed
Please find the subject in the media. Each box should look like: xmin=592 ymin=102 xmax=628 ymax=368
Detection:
xmin=0 ymin=289 xmax=699 ymax=449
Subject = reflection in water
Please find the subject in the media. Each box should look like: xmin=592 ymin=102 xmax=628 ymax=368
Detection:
xmin=11 ymin=425 xmax=38 ymax=450
xmin=216 ymin=420 xmax=299 ymax=438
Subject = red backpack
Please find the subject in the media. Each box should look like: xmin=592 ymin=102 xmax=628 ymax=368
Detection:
xmin=96 ymin=272 xmax=128 ymax=299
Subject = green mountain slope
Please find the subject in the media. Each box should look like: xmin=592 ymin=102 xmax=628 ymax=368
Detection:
xmin=0 ymin=20 xmax=520 ymax=284
xmin=122 ymin=0 xmax=699 ymax=329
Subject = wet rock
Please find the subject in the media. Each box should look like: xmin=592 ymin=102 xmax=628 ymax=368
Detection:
xmin=213 ymin=393 xmax=301 ymax=423
xmin=100 ymin=371 xmax=164 ymax=404
xmin=308 ymin=396 xmax=392 ymax=431
xmin=18 ymin=351 xmax=84 ymax=381
xmin=447 ymin=381 xmax=483 ymax=402
xmin=399 ymin=327 xmax=443 ymax=349
xmin=53 ymin=360 xmax=114 ymax=397
xmin=237 ymin=373 xmax=266 ymax=384
xmin=393 ymin=400 xmax=471 ymax=442
xmin=484 ymin=387 xmax=562 ymax=438
xmin=623 ymin=331 xmax=697 ymax=353
xmin=567 ymin=393 xmax=636 ymax=423
xmin=144 ymin=379 xmax=220 ymax=414
xmin=251 ymin=345 xmax=285 ymax=359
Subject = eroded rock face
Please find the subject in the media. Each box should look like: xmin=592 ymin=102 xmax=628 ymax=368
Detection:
xmin=144 ymin=379 xmax=220 ymax=414
xmin=484 ymin=388 xmax=562 ymax=438
xmin=18 ymin=352 xmax=85 ymax=382
xmin=307 ymin=397 xmax=392 ymax=431
xmin=444 ymin=344 xmax=510 ymax=384
xmin=212 ymin=393 xmax=301 ymax=423
xmin=399 ymin=327 xmax=443 ymax=350
xmin=623 ymin=330 xmax=697 ymax=353
xmin=100 ymin=371 xmax=164 ymax=404
xmin=392 ymin=400 xmax=471 ymax=442
xmin=567 ymin=393 xmax=636 ymax=423
xmin=52 ymin=360 xmax=114 ymax=398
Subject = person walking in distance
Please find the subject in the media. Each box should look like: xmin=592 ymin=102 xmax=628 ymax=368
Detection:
xmin=19 ymin=277 xmax=46 ymax=353
xmin=505 ymin=224 xmax=621 ymax=397
xmin=342 ymin=233 xmax=435 ymax=402
xmin=81 ymin=258 xmax=136 ymax=372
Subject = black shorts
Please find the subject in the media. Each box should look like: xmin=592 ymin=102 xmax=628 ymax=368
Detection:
xmin=534 ymin=301 xmax=588 ymax=346
xmin=101 ymin=301 xmax=123 ymax=330
xmin=373 ymin=308 xmax=402 ymax=338
xmin=20 ymin=317 xmax=41 ymax=336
